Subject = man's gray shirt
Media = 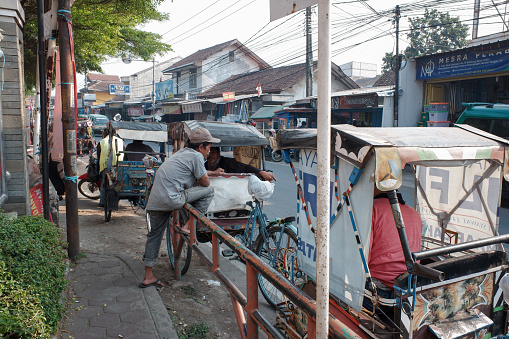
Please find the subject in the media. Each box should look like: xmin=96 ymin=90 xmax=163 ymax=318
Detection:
xmin=146 ymin=148 xmax=207 ymax=211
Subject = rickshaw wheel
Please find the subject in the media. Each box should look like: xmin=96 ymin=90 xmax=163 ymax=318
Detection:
xmin=104 ymin=193 xmax=112 ymax=222
xmin=166 ymin=211 xmax=192 ymax=276
xmin=255 ymin=226 xmax=302 ymax=309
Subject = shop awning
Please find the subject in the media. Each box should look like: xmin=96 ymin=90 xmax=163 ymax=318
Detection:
xmin=250 ymin=105 xmax=285 ymax=120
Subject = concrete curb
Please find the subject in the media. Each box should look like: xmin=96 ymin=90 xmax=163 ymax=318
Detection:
xmin=118 ymin=253 xmax=178 ymax=339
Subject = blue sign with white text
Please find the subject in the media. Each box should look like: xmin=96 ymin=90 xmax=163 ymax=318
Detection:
xmin=416 ymin=46 xmax=509 ymax=80
xmin=109 ymin=84 xmax=130 ymax=95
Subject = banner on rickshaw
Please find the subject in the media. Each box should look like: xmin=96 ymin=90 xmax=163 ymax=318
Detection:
xmin=296 ymin=149 xmax=373 ymax=312
xmin=416 ymin=160 xmax=501 ymax=251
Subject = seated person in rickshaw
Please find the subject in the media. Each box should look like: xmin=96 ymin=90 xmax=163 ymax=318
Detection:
xmin=124 ymin=140 xmax=154 ymax=161
xmin=206 ymin=147 xmax=276 ymax=182
xmin=77 ymin=127 xmax=95 ymax=155
xmin=364 ymin=186 xmax=422 ymax=315
xmin=141 ymin=127 xmax=220 ymax=288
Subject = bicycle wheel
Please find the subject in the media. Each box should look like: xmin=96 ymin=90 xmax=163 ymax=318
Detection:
xmin=255 ymin=226 xmax=303 ymax=309
xmin=271 ymin=150 xmax=283 ymax=162
xmin=78 ymin=179 xmax=101 ymax=200
xmin=166 ymin=212 xmax=192 ymax=276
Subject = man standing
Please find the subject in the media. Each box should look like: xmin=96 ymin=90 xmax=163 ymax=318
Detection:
xmin=140 ymin=127 xmax=220 ymax=288
xmin=97 ymin=128 xmax=124 ymax=208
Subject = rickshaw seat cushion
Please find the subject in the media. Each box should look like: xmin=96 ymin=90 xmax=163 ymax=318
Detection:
xmin=394 ymin=250 xmax=507 ymax=289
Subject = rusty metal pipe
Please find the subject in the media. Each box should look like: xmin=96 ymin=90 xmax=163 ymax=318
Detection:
xmin=191 ymin=243 xmax=213 ymax=270
xmin=215 ymin=270 xmax=247 ymax=307
xmin=252 ymin=310 xmax=285 ymax=339
xmin=58 ymin=0 xmax=79 ymax=258
xmin=185 ymin=204 xmax=362 ymax=339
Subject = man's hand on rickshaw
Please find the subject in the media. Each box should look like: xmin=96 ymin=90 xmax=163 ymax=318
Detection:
xmin=208 ymin=168 xmax=225 ymax=176
xmin=259 ymin=171 xmax=276 ymax=182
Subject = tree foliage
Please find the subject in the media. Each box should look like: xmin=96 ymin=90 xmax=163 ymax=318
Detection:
xmin=21 ymin=0 xmax=173 ymax=90
xmin=381 ymin=8 xmax=469 ymax=73
xmin=381 ymin=52 xmax=394 ymax=74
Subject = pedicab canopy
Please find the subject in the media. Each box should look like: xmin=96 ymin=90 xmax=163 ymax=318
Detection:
xmin=108 ymin=121 xmax=168 ymax=143
xmin=169 ymin=120 xmax=269 ymax=169
xmin=168 ymin=120 xmax=269 ymax=147
xmin=276 ymin=124 xmax=509 ymax=312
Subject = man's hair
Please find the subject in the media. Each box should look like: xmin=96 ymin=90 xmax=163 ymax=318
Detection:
xmin=187 ymin=142 xmax=210 ymax=150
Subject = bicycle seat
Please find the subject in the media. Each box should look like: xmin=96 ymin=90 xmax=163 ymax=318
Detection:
xmin=282 ymin=216 xmax=295 ymax=223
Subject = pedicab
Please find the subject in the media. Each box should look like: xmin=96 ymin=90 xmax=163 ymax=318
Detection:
xmin=102 ymin=120 xmax=168 ymax=222
xmin=166 ymin=120 xmax=302 ymax=297
xmin=165 ymin=120 xmax=279 ymax=275
xmin=272 ymin=124 xmax=509 ymax=338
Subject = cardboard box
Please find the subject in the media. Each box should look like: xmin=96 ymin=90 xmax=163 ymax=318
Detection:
xmin=423 ymin=105 xmax=430 ymax=112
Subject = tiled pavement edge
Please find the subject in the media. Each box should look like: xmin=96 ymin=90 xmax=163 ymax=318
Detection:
xmin=60 ymin=252 xmax=178 ymax=339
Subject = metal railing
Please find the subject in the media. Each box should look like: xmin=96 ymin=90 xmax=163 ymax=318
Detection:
xmin=180 ymin=203 xmax=363 ymax=339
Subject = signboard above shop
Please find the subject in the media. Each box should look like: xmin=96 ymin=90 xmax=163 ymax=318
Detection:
xmin=223 ymin=92 xmax=235 ymax=101
xmin=416 ymin=45 xmax=509 ymax=80
xmin=155 ymin=80 xmax=174 ymax=101
xmin=109 ymin=84 xmax=130 ymax=95
xmin=182 ymin=102 xmax=202 ymax=114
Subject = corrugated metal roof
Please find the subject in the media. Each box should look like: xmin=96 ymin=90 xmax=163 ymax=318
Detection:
xmin=250 ymin=106 xmax=286 ymax=120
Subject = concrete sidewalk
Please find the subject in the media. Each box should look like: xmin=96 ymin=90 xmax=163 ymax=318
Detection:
xmin=59 ymin=252 xmax=177 ymax=339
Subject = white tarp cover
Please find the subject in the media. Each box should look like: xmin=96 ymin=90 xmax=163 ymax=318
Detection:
xmin=207 ymin=175 xmax=253 ymax=213
xmin=297 ymin=149 xmax=374 ymax=311
xmin=416 ymin=160 xmax=502 ymax=251
xmin=116 ymin=130 xmax=168 ymax=143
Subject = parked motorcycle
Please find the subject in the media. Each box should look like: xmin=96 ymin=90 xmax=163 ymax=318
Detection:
xmin=78 ymin=155 xmax=101 ymax=200
xmin=270 ymin=149 xmax=299 ymax=162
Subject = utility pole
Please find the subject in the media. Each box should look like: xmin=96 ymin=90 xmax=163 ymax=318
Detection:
xmin=472 ymin=0 xmax=480 ymax=39
xmin=306 ymin=6 xmax=313 ymax=97
xmin=58 ymin=0 xmax=80 ymax=258
xmin=152 ymin=58 xmax=156 ymax=104
xmin=393 ymin=5 xmax=400 ymax=127
xmin=316 ymin=0 xmax=331 ymax=337
xmin=37 ymin=0 xmax=50 ymax=220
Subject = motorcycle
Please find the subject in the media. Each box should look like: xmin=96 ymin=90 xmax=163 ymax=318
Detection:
xmin=270 ymin=148 xmax=299 ymax=162
xmin=78 ymin=155 xmax=101 ymax=200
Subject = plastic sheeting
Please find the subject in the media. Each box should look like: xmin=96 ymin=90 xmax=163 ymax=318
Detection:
xmin=169 ymin=120 xmax=269 ymax=147
xmin=276 ymin=128 xmax=318 ymax=150
xmin=109 ymin=121 xmax=168 ymax=143
xmin=417 ymin=161 xmax=502 ymax=249
xmin=207 ymin=175 xmax=252 ymax=213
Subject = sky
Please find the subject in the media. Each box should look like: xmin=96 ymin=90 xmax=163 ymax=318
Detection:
xmin=79 ymin=0 xmax=509 ymax=89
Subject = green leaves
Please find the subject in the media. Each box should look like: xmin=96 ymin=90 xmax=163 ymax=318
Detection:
xmin=381 ymin=8 xmax=469 ymax=73
xmin=0 ymin=213 xmax=67 ymax=338
xmin=22 ymin=0 xmax=173 ymax=90
xmin=404 ymin=9 xmax=469 ymax=58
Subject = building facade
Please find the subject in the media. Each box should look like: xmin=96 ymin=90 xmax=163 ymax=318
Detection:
xmin=0 ymin=0 xmax=29 ymax=214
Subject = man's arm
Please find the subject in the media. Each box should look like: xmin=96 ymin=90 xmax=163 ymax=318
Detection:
xmin=196 ymin=174 xmax=210 ymax=187
xmin=221 ymin=157 xmax=275 ymax=181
